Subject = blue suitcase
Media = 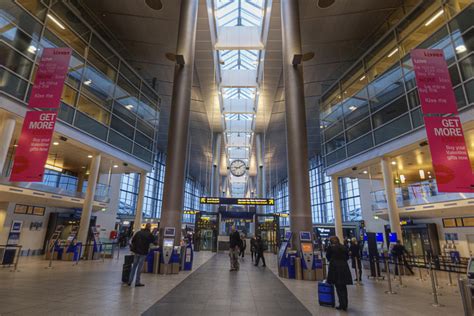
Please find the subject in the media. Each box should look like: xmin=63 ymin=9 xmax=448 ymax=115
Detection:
xmin=318 ymin=281 xmax=335 ymax=307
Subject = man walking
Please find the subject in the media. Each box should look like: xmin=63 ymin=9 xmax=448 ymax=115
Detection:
xmin=229 ymin=226 xmax=241 ymax=271
xmin=391 ymin=240 xmax=414 ymax=275
xmin=254 ymin=235 xmax=266 ymax=267
xmin=128 ymin=223 xmax=156 ymax=286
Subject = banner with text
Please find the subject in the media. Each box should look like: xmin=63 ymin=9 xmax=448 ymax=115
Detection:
xmin=10 ymin=111 xmax=57 ymax=182
xmin=28 ymin=47 xmax=72 ymax=109
xmin=424 ymin=116 xmax=473 ymax=192
xmin=411 ymin=49 xmax=458 ymax=114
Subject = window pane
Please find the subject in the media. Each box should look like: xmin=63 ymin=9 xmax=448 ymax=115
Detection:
xmin=77 ymin=95 xmax=110 ymax=125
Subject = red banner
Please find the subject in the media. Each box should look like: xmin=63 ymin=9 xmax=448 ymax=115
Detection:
xmin=10 ymin=111 xmax=58 ymax=182
xmin=28 ymin=47 xmax=72 ymax=109
xmin=411 ymin=49 xmax=458 ymax=114
xmin=424 ymin=116 xmax=473 ymax=192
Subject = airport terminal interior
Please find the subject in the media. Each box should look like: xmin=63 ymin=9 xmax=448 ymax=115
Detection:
xmin=1 ymin=0 xmax=474 ymax=315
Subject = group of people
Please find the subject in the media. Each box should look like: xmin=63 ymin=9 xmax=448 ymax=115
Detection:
xmin=229 ymin=226 xmax=266 ymax=271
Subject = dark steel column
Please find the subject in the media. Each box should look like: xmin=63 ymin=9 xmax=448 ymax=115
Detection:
xmin=160 ymin=0 xmax=198 ymax=245
xmin=281 ymin=0 xmax=313 ymax=248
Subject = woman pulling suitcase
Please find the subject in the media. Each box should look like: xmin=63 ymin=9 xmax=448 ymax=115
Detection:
xmin=326 ymin=236 xmax=353 ymax=311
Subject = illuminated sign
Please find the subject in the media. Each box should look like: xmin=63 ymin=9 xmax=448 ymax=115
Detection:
xmin=275 ymin=212 xmax=289 ymax=218
xmin=199 ymin=197 xmax=275 ymax=206
xmin=183 ymin=210 xmax=199 ymax=215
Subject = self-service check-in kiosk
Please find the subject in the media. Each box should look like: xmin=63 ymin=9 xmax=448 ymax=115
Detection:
xmin=459 ymin=257 xmax=474 ymax=315
xmin=160 ymin=227 xmax=176 ymax=274
xmin=300 ymin=231 xmax=317 ymax=281
xmin=278 ymin=232 xmax=292 ymax=278
xmin=181 ymin=239 xmax=193 ymax=271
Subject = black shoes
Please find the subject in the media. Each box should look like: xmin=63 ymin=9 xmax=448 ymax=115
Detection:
xmin=135 ymin=283 xmax=145 ymax=287
xmin=336 ymin=306 xmax=347 ymax=311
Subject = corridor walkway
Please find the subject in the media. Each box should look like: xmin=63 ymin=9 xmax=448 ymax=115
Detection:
xmin=143 ymin=253 xmax=312 ymax=316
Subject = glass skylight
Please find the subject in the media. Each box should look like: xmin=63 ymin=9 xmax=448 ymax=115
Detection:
xmin=215 ymin=0 xmax=265 ymax=27
xmin=219 ymin=50 xmax=259 ymax=70
xmin=222 ymin=87 xmax=256 ymax=99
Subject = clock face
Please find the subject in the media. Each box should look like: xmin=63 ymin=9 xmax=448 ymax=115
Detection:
xmin=230 ymin=160 xmax=246 ymax=177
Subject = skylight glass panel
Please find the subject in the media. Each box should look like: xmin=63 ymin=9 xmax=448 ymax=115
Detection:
xmin=220 ymin=50 xmax=259 ymax=70
xmin=215 ymin=0 xmax=264 ymax=27
xmin=222 ymin=87 xmax=256 ymax=99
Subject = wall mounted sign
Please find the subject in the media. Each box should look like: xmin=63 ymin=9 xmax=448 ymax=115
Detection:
xmin=199 ymin=197 xmax=275 ymax=205
xmin=10 ymin=111 xmax=58 ymax=182
xmin=28 ymin=47 xmax=72 ymax=109
xmin=411 ymin=48 xmax=474 ymax=193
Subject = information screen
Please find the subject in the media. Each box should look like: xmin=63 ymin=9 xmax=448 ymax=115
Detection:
xmin=300 ymin=231 xmax=311 ymax=241
xmin=163 ymin=239 xmax=174 ymax=247
xmin=199 ymin=197 xmax=275 ymax=206
xmin=285 ymin=231 xmax=292 ymax=240
xmin=164 ymin=227 xmax=175 ymax=237
xmin=301 ymin=243 xmax=312 ymax=253
xmin=469 ymin=260 xmax=474 ymax=273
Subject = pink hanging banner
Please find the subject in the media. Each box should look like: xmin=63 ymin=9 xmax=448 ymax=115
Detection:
xmin=10 ymin=111 xmax=58 ymax=182
xmin=424 ymin=116 xmax=474 ymax=192
xmin=411 ymin=49 xmax=458 ymax=114
xmin=28 ymin=47 xmax=72 ymax=109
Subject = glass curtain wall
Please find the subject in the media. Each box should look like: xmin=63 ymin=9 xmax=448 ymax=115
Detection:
xmin=320 ymin=1 xmax=474 ymax=168
xmin=0 ymin=0 xmax=160 ymax=164
xmin=269 ymin=157 xmax=361 ymax=226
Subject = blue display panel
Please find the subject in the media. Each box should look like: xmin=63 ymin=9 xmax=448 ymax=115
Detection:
xmin=299 ymin=231 xmax=311 ymax=241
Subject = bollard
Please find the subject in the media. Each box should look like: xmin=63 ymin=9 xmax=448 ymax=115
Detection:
xmin=429 ymin=262 xmax=444 ymax=307
xmin=46 ymin=240 xmax=54 ymax=269
xmin=397 ymin=259 xmax=406 ymax=288
xmin=447 ymin=263 xmax=455 ymax=287
xmin=384 ymin=256 xmax=397 ymax=295
xmin=434 ymin=268 xmax=443 ymax=290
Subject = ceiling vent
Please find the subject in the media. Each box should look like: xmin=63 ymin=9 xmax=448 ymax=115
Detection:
xmin=317 ymin=0 xmax=336 ymax=9
xmin=145 ymin=0 xmax=163 ymax=10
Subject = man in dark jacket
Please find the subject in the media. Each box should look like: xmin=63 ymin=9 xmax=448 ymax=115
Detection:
xmin=326 ymin=236 xmax=353 ymax=311
xmin=128 ymin=223 xmax=156 ymax=286
xmin=254 ymin=235 xmax=266 ymax=267
xmin=349 ymin=238 xmax=362 ymax=282
xmin=229 ymin=226 xmax=241 ymax=271
xmin=391 ymin=240 xmax=414 ymax=275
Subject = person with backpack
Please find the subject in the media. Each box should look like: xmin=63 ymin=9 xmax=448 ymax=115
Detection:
xmin=326 ymin=236 xmax=353 ymax=311
xmin=128 ymin=223 xmax=156 ymax=287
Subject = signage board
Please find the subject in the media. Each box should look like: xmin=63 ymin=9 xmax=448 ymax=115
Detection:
xmin=424 ymin=116 xmax=474 ymax=192
xmin=10 ymin=111 xmax=58 ymax=182
xmin=199 ymin=197 xmax=275 ymax=206
xmin=28 ymin=47 xmax=72 ymax=109
xmin=411 ymin=49 xmax=458 ymax=114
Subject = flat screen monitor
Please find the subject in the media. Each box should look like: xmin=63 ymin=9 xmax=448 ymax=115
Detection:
xmin=301 ymin=242 xmax=312 ymax=253
xmin=376 ymin=233 xmax=384 ymax=243
xmin=164 ymin=227 xmax=175 ymax=237
xmin=299 ymin=231 xmax=311 ymax=241
xmin=163 ymin=239 xmax=174 ymax=247
xmin=389 ymin=233 xmax=397 ymax=243
xmin=469 ymin=259 xmax=474 ymax=273
xmin=285 ymin=231 xmax=292 ymax=240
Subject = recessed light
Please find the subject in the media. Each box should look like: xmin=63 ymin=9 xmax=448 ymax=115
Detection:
xmin=13 ymin=144 xmax=18 ymax=147
xmin=87 ymin=155 xmax=93 ymax=158
xmin=113 ymin=165 xmax=119 ymax=168
xmin=363 ymin=170 xmax=368 ymax=174
xmin=391 ymin=161 xmax=396 ymax=165
xmin=81 ymin=166 xmax=86 ymax=169
xmin=53 ymin=141 xmax=59 ymax=146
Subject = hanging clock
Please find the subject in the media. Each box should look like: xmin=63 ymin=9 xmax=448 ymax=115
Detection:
xmin=230 ymin=159 xmax=247 ymax=177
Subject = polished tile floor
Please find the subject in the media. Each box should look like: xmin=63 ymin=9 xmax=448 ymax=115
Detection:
xmin=0 ymin=251 xmax=466 ymax=315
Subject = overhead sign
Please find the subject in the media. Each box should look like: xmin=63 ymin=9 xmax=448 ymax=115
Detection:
xmin=424 ymin=116 xmax=473 ymax=192
xmin=199 ymin=197 xmax=275 ymax=206
xmin=411 ymin=49 xmax=458 ymax=114
xmin=411 ymin=48 xmax=474 ymax=193
xmin=28 ymin=47 xmax=72 ymax=109
xmin=10 ymin=111 xmax=58 ymax=182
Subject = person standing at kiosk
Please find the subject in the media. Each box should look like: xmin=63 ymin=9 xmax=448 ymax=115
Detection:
xmin=128 ymin=223 xmax=156 ymax=287
xmin=326 ymin=236 xmax=353 ymax=311
xmin=229 ymin=226 xmax=241 ymax=271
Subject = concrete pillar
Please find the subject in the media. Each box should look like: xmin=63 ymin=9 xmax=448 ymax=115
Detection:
xmin=77 ymin=172 xmax=85 ymax=194
xmin=0 ymin=118 xmax=15 ymax=176
xmin=211 ymin=133 xmax=222 ymax=197
xmin=255 ymin=134 xmax=264 ymax=199
xmin=281 ymin=0 xmax=313 ymax=248
xmin=77 ymin=154 xmax=101 ymax=243
xmin=381 ymin=158 xmax=403 ymax=242
xmin=133 ymin=172 xmax=147 ymax=232
xmin=159 ymin=0 xmax=198 ymax=245
xmin=331 ymin=176 xmax=344 ymax=241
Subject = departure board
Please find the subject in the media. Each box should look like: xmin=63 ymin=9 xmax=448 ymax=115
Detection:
xmin=199 ymin=197 xmax=275 ymax=206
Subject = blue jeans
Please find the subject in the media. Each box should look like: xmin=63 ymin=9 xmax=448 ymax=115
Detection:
xmin=129 ymin=254 xmax=146 ymax=285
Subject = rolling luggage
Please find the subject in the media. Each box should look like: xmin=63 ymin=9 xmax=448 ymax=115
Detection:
xmin=318 ymin=281 xmax=335 ymax=307
xmin=122 ymin=255 xmax=134 ymax=283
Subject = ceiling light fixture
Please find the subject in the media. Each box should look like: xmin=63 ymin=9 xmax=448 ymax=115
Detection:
xmin=400 ymin=174 xmax=406 ymax=184
xmin=359 ymin=75 xmax=366 ymax=81
xmin=47 ymin=14 xmax=66 ymax=30
xmin=125 ymin=104 xmax=134 ymax=110
xmin=113 ymin=164 xmax=119 ymax=168
xmin=456 ymin=45 xmax=467 ymax=53
xmin=28 ymin=45 xmax=37 ymax=54
xmin=84 ymin=79 xmax=92 ymax=86
xmin=348 ymin=106 xmax=357 ymax=111
xmin=419 ymin=169 xmax=426 ymax=179
xmin=87 ymin=155 xmax=93 ymax=158
xmin=425 ymin=9 xmax=444 ymax=26
xmin=387 ymin=48 xmax=399 ymax=58
xmin=53 ymin=141 xmax=59 ymax=146
xmin=45 ymin=164 xmax=63 ymax=172
xmin=391 ymin=161 xmax=397 ymax=165
xmin=363 ymin=170 xmax=368 ymax=174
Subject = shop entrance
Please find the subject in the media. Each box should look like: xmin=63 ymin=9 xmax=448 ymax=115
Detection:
xmin=194 ymin=211 xmax=218 ymax=252
xmin=255 ymin=214 xmax=279 ymax=253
